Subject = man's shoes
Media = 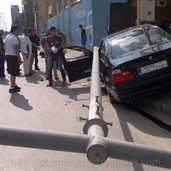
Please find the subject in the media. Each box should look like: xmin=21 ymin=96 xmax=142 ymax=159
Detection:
xmin=9 ymin=86 xmax=20 ymax=93
xmin=25 ymin=73 xmax=32 ymax=76
xmin=15 ymin=85 xmax=21 ymax=90
xmin=62 ymin=79 xmax=66 ymax=83
xmin=47 ymin=82 xmax=53 ymax=87
xmin=35 ymin=67 xmax=41 ymax=71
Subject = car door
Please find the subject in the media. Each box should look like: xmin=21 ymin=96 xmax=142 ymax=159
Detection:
xmin=62 ymin=46 xmax=93 ymax=82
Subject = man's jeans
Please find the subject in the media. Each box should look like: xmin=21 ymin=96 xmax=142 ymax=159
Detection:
xmin=48 ymin=53 xmax=66 ymax=83
xmin=0 ymin=54 xmax=5 ymax=76
xmin=34 ymin=50 xmax=38 ymax=68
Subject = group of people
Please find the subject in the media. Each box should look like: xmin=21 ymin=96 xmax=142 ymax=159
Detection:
xmin=0 ymin=25 xmax=67 ymax=93
xmin=20 ymin=27 xmax=41 ymax=77
xmin=0 ymin=24 xmax=87 ymax=93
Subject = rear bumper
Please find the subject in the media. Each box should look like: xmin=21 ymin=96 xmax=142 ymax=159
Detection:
xmin=107 ymin=72 xmax=171 ymax=102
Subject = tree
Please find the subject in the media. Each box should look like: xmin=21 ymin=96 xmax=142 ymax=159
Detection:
xmin=12 ymin=13 xmax=25 ymax=34
xmin=21 ymin=0 xmax=35 ymax=29
xmin=13 ymin=0 xmax=40 ymax=34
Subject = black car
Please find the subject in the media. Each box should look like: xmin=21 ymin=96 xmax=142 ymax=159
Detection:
xmin=63 ymin=24 xmax=171 ymax=103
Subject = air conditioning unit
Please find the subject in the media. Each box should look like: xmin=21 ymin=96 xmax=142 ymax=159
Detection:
xmin=140 ymin=0 xmax=155 ymax=21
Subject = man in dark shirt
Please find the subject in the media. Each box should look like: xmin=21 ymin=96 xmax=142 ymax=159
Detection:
xmin=46 ymin=26 xmax=66 ymax=86
xmin=32 ymin=29 xmax=40 ymax=70
xmin=79 ymin=24 xmax=86 ymax=49
xmin=0 ymin=29 xmax=5 ymax=77
xmin=28 ymin=27 xmax=39 ymax=73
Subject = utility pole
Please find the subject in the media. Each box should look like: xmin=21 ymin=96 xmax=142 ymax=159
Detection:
xmin=137 ymin=0 xmax=140 ymax=25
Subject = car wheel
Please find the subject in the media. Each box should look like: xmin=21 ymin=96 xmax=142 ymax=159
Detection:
xmin=107 ymin=90 xmax=116 ymax=104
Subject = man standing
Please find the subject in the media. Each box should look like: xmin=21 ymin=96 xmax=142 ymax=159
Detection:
xmin=4 ymin=25 xmax=23 ymax=93
xmin=32 ymin=29 xmax=40 ymax=70
xmin=28 ymin=27 xmax=38 ymax=74
xmin=20 ymin=28 xmax=32 ymax=76
xmin=79 ymin=24 xmax=86 ymax=49
xmin=46 ymin=26 xmax=66 ymax=86
xmin=0 ymin=29 xmax=5 ymax=77
xmin=39 ymin=29 xmax=58 ymax=80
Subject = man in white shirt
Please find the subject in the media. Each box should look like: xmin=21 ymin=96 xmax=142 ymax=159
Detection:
xmin=19 ymin=28 xmax=32 ymax=76
xmin=4 ymin=25 xmax=23 ymax=93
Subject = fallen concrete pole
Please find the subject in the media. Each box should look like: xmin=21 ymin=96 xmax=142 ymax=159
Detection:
xmin=0 ymin=127 xmax=171 ymax=169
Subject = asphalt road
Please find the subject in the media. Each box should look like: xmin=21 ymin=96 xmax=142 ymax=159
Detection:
xmin=0 ymin=57 xmax=171 ymax=171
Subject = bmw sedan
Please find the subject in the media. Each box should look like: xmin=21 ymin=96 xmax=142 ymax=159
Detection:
xmin=63 ymin=24 xmax=171 ymax=103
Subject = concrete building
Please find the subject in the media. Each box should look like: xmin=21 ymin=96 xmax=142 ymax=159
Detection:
xmin=32 ymin=0 xmax=57 ymax=32
xmin=11 ymin=5 xmax=19 ymax=24
xmin=33 ymin=0 xmax=79 ymax=33
xmin=34 ymin=0 xmax=171 ymax=50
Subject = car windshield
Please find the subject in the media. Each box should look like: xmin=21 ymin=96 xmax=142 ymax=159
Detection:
xmin=109 ymin=27 xmax=171 ymax=59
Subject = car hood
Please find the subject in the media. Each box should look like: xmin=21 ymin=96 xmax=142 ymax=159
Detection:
xmin=110 ymin=42 xmax=171 ymax=67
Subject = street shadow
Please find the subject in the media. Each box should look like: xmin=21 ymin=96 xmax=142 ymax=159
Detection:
xmin=111 ymin=101 xmax=171 ymax=139
xmin=0 ymin=77 xmax=9 ymax=85
xmin=100 ymin=86 xmax=171 ymax=139
xmin=105 ymin=100 xmax=171 ymax=171
xmin=17 ymin=67 xmax=44 ymax=84
xmin=24 ymin=72 xmax=42 ymax=84
xmin=52 ymin=81 xmax=90 ymax=101
xmin=10 ymin=93 xmax=33 ymax=111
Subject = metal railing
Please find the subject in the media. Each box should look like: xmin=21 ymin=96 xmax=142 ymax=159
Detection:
xmin=0 ymin=47 xmax=171 ymax=169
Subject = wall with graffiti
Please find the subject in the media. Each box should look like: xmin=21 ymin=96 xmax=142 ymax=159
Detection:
xmin=45 ymin=0 xmax=128 ymax=51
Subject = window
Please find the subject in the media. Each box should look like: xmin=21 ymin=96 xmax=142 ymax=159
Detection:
xmin=100 ymin=41 xmax=109 ymax=64
xmin=148 ymin=28 xmax=171 ymax=44
xmin=109 ymin=30 xmax=149 ymax=59
xmin=109 ymin=27 xmax=171 ymax=59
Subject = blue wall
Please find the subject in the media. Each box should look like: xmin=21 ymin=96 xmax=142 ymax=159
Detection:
xmin=92 ymin=0 xmax=127 ymax=47
xmin=70 ymin=0 xmax=92 ymax=49
xmin=46 ymin=0 xmax=128 ymax=51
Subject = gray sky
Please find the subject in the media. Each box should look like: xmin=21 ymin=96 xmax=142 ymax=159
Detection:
xmin=0 ymin=0 xmax=21 ymax=31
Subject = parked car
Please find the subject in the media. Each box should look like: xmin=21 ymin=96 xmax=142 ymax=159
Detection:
xmin=63 ymin=24 xmax=171 ymax=103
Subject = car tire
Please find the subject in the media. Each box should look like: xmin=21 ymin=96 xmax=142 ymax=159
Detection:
xmin=107 ymin=90 xmax=116 ymax=104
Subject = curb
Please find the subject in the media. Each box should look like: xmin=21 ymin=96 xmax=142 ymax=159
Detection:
xmin=141 ymin=91 xmax=171 ymax=118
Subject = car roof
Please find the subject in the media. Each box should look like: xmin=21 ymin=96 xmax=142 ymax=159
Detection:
xmin=103 ymin=24 xmax=159 ymax=42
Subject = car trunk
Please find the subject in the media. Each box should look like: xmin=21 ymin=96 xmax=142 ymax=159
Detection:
xmin=111 ymin=48 xmax=171 ymax=86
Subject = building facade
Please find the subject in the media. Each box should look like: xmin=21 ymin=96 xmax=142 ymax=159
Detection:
xmin=11 ymin=5 xmax=19 ymax=24
xmin=35 ymin=0 xmax=171 ymax=51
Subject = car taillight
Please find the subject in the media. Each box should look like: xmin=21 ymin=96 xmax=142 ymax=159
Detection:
xmin=111 ymin=69 xmax=133 ymax=83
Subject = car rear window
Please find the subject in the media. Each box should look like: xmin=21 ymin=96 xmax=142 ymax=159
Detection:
xmin=109 ymin=27 xmax=171 ymax=59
